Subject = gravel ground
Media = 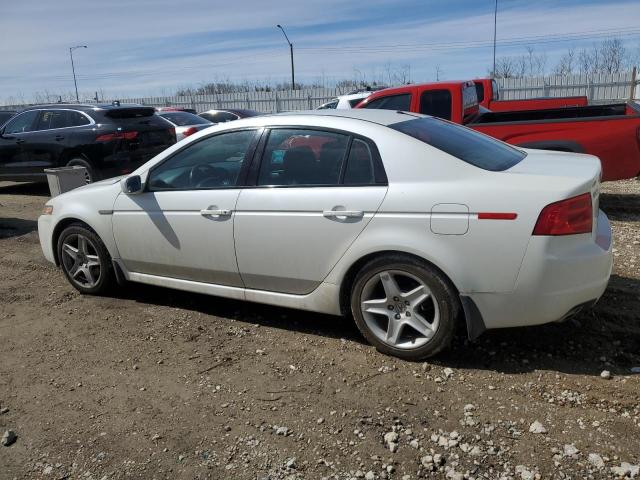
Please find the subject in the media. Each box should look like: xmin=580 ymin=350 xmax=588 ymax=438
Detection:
xmin=0 ymin=179 xmax=639 ymax=480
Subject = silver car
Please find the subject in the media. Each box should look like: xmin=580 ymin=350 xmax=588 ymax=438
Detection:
xmin=157 ymin=111 xmax=212 ymax=141
xmin=38 ymin=110 xmax=612 ymax=360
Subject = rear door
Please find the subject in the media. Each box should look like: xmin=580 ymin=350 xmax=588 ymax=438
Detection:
xmin=234 ymin=128 xmax=388 ymax=294
xmin=26 ymin=110 xmax=79 ymax=171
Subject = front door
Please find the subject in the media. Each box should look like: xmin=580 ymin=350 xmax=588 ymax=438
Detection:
xmin=0 ymin=110 xmax=39 ymax=180
xmin=112 ymin=129 xmax=259 ymax=286
xmin=234 ymin=128 xmax=388 ymax=294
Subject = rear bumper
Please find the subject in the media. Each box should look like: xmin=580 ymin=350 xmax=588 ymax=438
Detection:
xmin=467 ymin=210 xmax=613 ymax=330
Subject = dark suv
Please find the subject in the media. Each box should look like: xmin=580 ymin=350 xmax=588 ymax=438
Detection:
xmin=0 ymin=103 xmax=176 ymax=183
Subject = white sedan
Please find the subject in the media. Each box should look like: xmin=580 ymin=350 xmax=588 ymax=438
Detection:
xmin=37 ymin=110 xmax=613 ymax=360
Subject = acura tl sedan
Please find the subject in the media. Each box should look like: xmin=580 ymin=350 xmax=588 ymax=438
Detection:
xmin=37 ymin=110 xmax=613 ymax=360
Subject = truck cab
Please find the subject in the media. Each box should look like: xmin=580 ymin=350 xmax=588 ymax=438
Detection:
xmin=357 ymin=81 xmax=480 ymax=124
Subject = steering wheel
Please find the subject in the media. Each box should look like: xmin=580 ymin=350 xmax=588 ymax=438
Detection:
xmin=189 ymin=164 xmax=232 ymax=188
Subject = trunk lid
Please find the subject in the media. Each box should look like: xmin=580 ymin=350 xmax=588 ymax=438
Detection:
xmin=507 ymin=149 xmax=601 ymax=236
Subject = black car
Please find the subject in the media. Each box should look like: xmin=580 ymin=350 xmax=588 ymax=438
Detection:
xmin=198 ymin=108 xmax=260 ymax=123
xmin=0 ymin=103 xmax=176 ymax=183
xmin=0 ymin=110 xmax=16 ymax=126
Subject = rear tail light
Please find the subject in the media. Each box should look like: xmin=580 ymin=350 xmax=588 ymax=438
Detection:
xmin=533 ymin=193 xmax=592 ymax=236
xmin=96 ymin=131 xmax=138 ymax=142
xmin=183 ymin=127 xmax=198 ymax=137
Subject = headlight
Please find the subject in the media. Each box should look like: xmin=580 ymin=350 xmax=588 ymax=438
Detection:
xmin=42 ymin=205 xmax=53 ymax=215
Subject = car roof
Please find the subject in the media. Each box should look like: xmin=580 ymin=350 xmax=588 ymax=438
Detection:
xmin=19 ymin=103 xmax=151 ymax=112
xmin=262 ymin=109 xmax=424 ymax=126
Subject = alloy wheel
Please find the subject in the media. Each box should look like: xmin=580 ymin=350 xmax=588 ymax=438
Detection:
xmin=359 ymin=270 xmax=440 ymax=349
xmin=61 ymin=234 xmax=102 ymax=288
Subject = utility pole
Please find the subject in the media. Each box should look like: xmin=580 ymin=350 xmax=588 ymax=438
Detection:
xmin=492 ymin=0 xmax=498 ymax=78
xmin=69 ymin=45 xmax=88 ymax=102
xmin=277 ymin=25 xmax=295 ymax=90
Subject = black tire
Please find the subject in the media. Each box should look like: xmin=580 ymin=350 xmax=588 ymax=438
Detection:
xmin=350 ymin=254 xmax=459 ymax=360
xmin=57 ymin=224 xmax=115 ymax=295
xmin=65 ymin=157 xmax=97 ymax=183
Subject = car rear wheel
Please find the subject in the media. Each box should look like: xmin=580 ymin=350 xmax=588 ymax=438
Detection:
xmin=66 ymin=158 xmax=96 ymax=184
xmin=57 ymin=224 xmax=114 ymax=294
xmin=350 ymin=255 xmax=459 ymax=360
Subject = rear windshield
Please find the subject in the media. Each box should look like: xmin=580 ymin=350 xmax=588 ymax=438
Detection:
xmin=160 ymin=111 xmax=211 ymax=126
xmin=104 ymin=107 xmax=155 ymax=119
xmin=389 ymin=117 xmax=525 ymax=171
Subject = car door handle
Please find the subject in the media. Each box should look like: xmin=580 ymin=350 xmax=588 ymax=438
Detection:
xmin=55 ymin=135 xmax=64 ymax=141
xmin=200 ymin=208 xmax=232 ymax=216
xmin=15 ymin=139 xmax=25 ymax=144
xmin=323 ymin=210 xmax=364 ymax=218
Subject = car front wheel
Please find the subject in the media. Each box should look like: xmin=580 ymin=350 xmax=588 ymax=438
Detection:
xmin=57 ymin=224 xmax=114 ymax=294
xmin=351 ymin=255 xmax=459 ymax=360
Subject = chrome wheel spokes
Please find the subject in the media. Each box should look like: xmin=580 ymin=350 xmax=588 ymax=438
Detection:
xmin=61 ymin=234 xmax=101 ymax=288
xmin=360 ymin=270 xmax=439 ymax=350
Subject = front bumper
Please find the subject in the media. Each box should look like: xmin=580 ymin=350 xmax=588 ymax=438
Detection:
xmin=38 ymin=214 xmax=56 ymax=264
xmin=467 ymin=210 xmax=613 ymax=330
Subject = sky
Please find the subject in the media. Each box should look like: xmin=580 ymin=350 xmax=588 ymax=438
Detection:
xmin=1 ymin=0 xmax=639 ymax=103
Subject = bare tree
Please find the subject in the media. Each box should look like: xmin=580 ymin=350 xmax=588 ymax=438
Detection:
xmin=554 ymin=48 xmax=576 ymax=76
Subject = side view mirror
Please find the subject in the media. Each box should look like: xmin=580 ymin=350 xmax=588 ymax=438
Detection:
xmin=121 ymin=175 xmax=144 ymax=195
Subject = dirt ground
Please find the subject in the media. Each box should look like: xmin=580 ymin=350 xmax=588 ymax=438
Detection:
xmin=0 ymin=179 xmax=639 ymax=480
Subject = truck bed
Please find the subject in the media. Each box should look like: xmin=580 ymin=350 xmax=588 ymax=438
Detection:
xmin=472 ymin=103 xmax=633 ymax=124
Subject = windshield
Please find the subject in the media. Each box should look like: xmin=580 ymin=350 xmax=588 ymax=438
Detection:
xmin=160 ymin=111 xmax=211 ymax=126
xmin=389 ymin=116 xmax=525 ymax=171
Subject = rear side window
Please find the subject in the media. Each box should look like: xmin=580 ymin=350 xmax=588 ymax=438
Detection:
xmin=67 ymin=110 xmax=91 ymax=127
xmin=161 ymin=112 xmax=210 ymax=126
xmin=203 ymin=111 xmax=239 ymax=123
xmin=317 ymin=100 xmax=338 ymax=110
xmin=389 ymin=117 xmax=525 ymax=171
xmin=344 ymin=139 xmax=376 ymax=185
xmin=258 ymin=129 xmax=350 ymax=186
xmin=3 ymin=110 xmax=38 ymax=134
xmin=475 ymin=83 xmax=485 ymax=103
xmin=363 ymin=94 xmax=411 ymax=111
xmin=419 ymin=90 xmax=452 ymax=120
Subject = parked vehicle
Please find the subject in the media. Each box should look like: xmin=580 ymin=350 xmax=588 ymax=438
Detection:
xmin=156 ymin=106 xmax=198 ymax=115
xmin=38 ymin=110 xmax=612 ymax=360
xmin=318 ymin=92 xmax=373 ymax=110
xmin=0 ymin=103 xmax=176 ymax=184
xmin=198 ymin=108 xmax=260 ymax=123
xmin=473 ymin=78 xmax=589 ymax=112
xmin=357 ymin=81 xmax=640 ymax=180
xmin=157 ymin=111 xmax=212 ymax=141
xmin=0 ymin=110 xmax=16 ymax=126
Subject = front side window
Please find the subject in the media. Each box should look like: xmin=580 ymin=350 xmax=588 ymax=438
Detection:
xmin=258 ymin=129 xmax=349 ymax=186
xmin=389 ymin=117 xmax=525 ymax=171
xmin=419 ymin=90 xmax=452 ymax=120
xmin=3 ymin=110 xmax=38 ymax=134
xmin=362 ymin=94 xmax=411 ymax=111
xmin=148 ymin=130 xmax=256 ymax=190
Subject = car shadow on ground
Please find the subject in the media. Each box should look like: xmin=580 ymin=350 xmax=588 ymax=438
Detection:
xmin=0 ymin=217 xmax=38 ymax=239
xmin=600 ymin=192 xmax=640 ymax=221
xmin=0 ymin=181 xmax=50 ymax=196
xmin=116 ymin=273 xmax=640 ymax=376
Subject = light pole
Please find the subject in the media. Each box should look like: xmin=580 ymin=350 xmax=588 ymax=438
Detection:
xmin=69 ymin=45 xmax=87 ymax=102
xmin=276 ymin=25 xmax=295 ymax=90
xmin=492 ymin=0 xmax=498 ymax=77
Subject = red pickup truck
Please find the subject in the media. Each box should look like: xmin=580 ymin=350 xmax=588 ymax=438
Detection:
xmin=473 ymin=78 xmax=589 ymax=112
xmin=356 ymin=80 xmax=640 ymax=180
